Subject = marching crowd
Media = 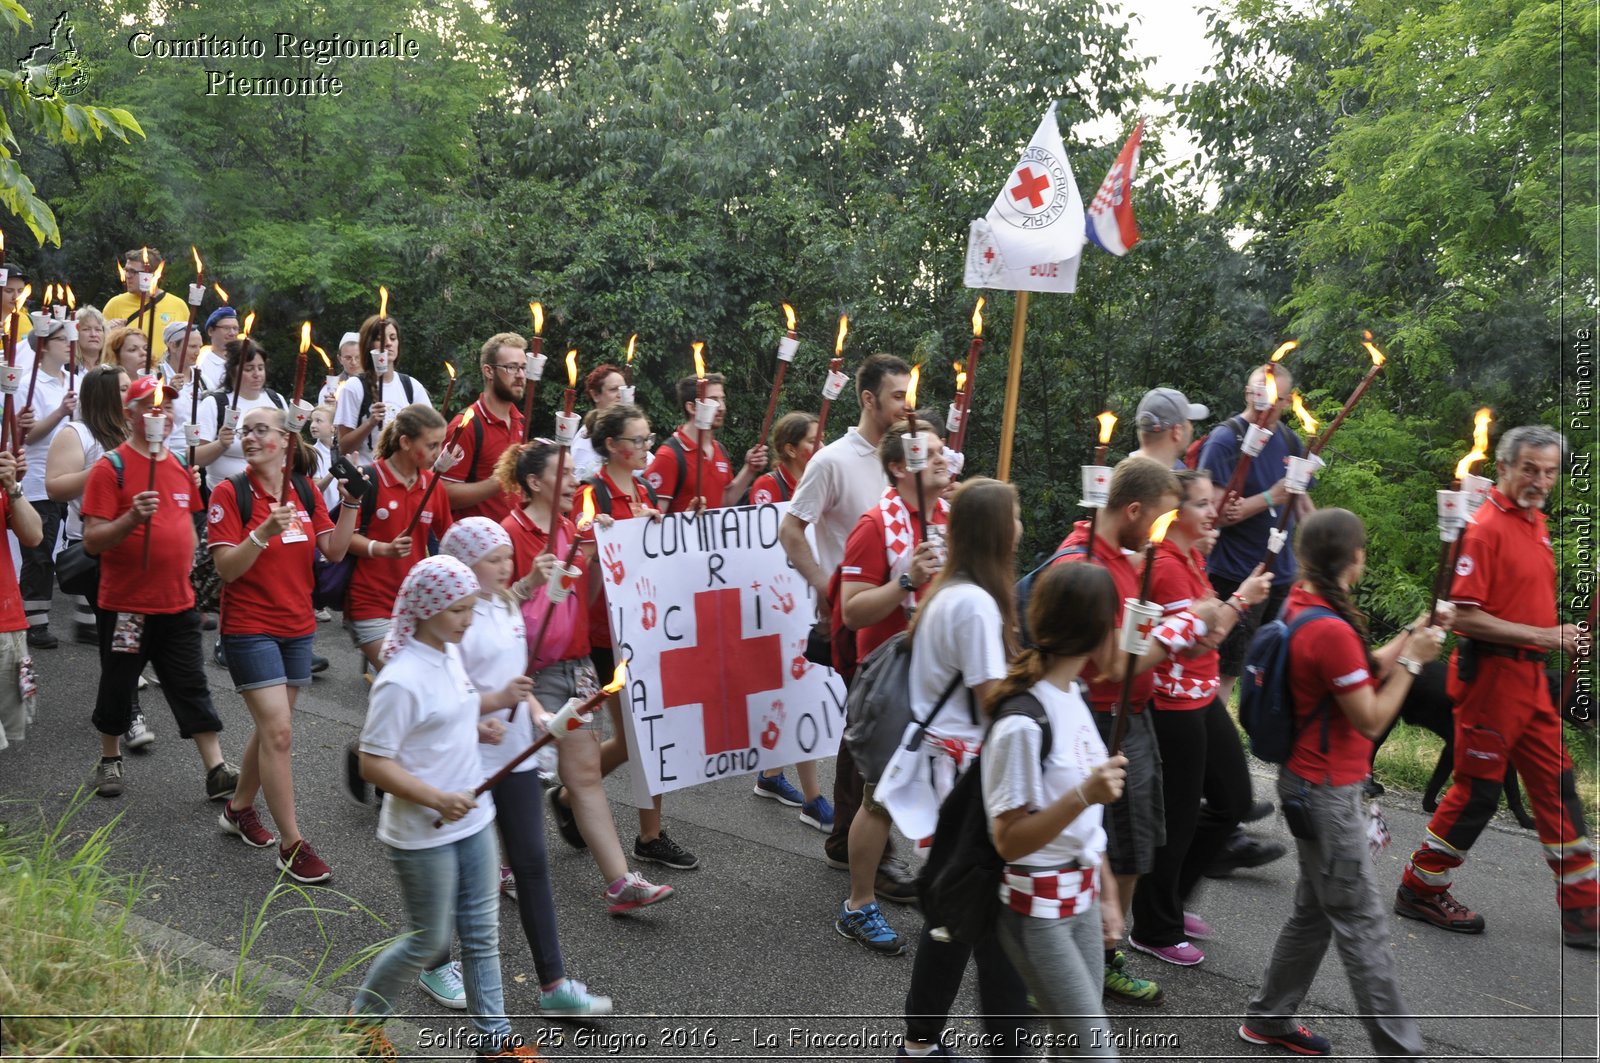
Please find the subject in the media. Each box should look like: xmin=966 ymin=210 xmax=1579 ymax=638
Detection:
xmin=0 ymin=245 xmax=1593 ymax=1062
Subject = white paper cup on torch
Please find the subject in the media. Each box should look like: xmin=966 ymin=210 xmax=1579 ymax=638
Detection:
xmin=693 ymin=398 xmax=719 ymax=431
xmin=946 ymin=403 xmax=963 ymax=435
xmin=138 ymin=273 xmax=154 ymax=295
xmin=777 ymin=336 xmax=799 ymax=362
xmin=142 ymin=412 xmax=167 ymax=446
xmin=1284 ymin=454 xmax=1322 ymax=495
xmin=222 ymin=406 xmax=241 ymax=432
xmin=183 ymin=423 xmax=203 ymax=448
xmin=902 ymin=430 xmax=930 ymax=473
xmin=1241 ymin=424 xmax=1273 ymax=457
xmin=554 ymin=411 xmax=581 ymax=446
xmin=1267 ymin=526 xmax=1288 ymax=556
xmin=1080 ymin=465 xmax=1111 ymax=508
xmin=187 ymin=284 xmax=205 ymax=307
xmin=546 ymin=562 xmax=581 ymax=605
xmin=0 ymin=366 xmax=20 ymax=396
xmin=822 ymin=370 xmax=848 ymax=400
xmin=617 ymin=384 xmax=636 ymax=405
xmin=1460 ymin=473 xmax=1492 ymax=516
xmin=64 ymin=320 xmax=77 ymax=342
xmin=324 ymin=373 xmax=340 ymax=395
xmin=371 ymin=350 xmax=390 ymax=376
xmin=285 ymin=399 xmax=314 ymax=434
xmin=1436 ymin=489 xmax=1466 ymax=541
xmin=546 ymin=696 xmax=592 ymax=741
xmin=52 ymin=305 xmax=66 ymax=321
xmin=528 ymin=353 xmax=548 ymax=381
xmin=1119 ymin=598 xmax=1161 ymax=655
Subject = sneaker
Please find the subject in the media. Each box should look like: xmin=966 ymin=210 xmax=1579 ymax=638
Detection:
xmin=418 ymin=960 xmax=467 ymax=1009
xmin=315 ymin=606 xmax=334 ymax=622
xmin=95 ymin=757 xmax=125 ymax=798
xmin=1238 ymin=1023 xmax=1331 ymax=1056
xmin=875 ymin=856 xmax=918 ymax=905
xmin=1183 ymin=911 xmax=1213 ymax=940
xmin=310 ymin=654 xmax=330 ymax=674
xmin=836 ymin=899 xmax=906 ymax=955
xmin=1562 ymin=907 xmax=1599 ymax=949
xmin=27 ymin=626 xmax=58 ymax=649
xmin=343 ymin=741 xmax=370 ymax=806
xmin=753 ymin=771 xmax=805 ymax=806
xmin=634 ymin=830 xmax=699 ymax=870
xmin=136 ymin=672 xmax=148 ymax=690
xmin=1129 ymin=937 xmax=1205 ymax=966
xmin=549 ymin=787 xmax=587 ymax=850
xmin=124 ymin=711 xmax=155 ymax=751
xmin=205 ymin=762 xmax=239 ymax=802
xmin=1363 ymin=777 xmax=1387 ymax=799
xmin=276 ymin=839 xmax=333 ymax=884
xmin=605 ymin=871 xmax=674 ymax=915
xmin=800 ymin=795 xmax=835 ymax=832
xmin=348 ymin=1022 xmax=399 ymax=1060
xmin=1205 ymin=831 xmax=1288 ymax=878
xmin=1393 ymin=884 xmax=1485 ymax=933
xmin=538 ymin=977 xmax=614 ymax=1017
xmin=1103 ymin=949 xmax=1165 ymax=1006
xmin=219 ymin=802 xmax=276 ymax=848
xmin=500 ymin=865 xmax=518 ymax=901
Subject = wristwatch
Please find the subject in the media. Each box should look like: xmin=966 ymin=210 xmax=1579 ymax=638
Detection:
xmin=1396 ymin=656 xmax=1423 ymax=676
xmin=898 ymin=572 xmax=916 ymax=592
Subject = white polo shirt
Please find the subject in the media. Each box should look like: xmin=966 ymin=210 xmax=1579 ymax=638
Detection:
xmin=787 ymin=426 xmax=887 ymax=579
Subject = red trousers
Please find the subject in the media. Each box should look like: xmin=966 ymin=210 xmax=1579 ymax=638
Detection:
xmin=1402 ymin=657 xmax=1598 ymax=911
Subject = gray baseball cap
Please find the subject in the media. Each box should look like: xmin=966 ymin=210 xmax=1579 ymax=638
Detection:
xmin=1136 ymin=387 xmax=1208 ymax=432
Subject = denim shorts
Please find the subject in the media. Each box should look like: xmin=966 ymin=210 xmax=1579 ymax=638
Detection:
xmin=222 ymin=633 xmax=315 ymax=691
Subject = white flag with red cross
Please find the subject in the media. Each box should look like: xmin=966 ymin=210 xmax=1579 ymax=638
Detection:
xmin=594 ymin=502 xmax=847 ymax=803
xmin=979 ymin=102 xmax=1086 ymax=273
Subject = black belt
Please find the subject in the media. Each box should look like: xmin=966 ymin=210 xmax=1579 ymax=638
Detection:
xmin=1473 ymin=642 xmax=1548 ymax=664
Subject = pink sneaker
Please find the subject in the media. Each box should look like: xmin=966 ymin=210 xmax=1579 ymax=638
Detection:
xmin=1129 ymin=937 xmax=1205 ymax=966
xmin=1183 ymin=911 xmax=1213 ymax=940
xmin=605 ymin=872 xmax=674 ymax=915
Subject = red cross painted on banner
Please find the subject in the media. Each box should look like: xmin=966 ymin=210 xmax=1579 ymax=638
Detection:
xmin=1137 ymin=617 xmax=1156 ymax=640
xmin=983 ymin=247 xmax=996 ymax=263
xmin=660 ymin=588 xmax=784 ymax=755
xmin=1010 ymin=166 xmax=1051 ymax=209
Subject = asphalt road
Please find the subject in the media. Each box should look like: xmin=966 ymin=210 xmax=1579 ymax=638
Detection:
xmin=3 ymin=604 xmax=1596 ymax=1062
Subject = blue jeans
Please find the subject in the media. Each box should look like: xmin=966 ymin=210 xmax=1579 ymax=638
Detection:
xmin=351 ymin=824 xmax=511 ymax=1049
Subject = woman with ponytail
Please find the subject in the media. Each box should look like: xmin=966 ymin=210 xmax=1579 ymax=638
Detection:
xmin=1240 ymin=508 xmax=1445 ymax=1058
xmin=206 ymin=406 xmax=359 ymax=885
xmin=495 ymin=439 xmax=675 ymax=916
xmin=335 ymin=313 xmax=429 ymax=460
xmin=984 ymin=562 xmax=1128 ymax=1058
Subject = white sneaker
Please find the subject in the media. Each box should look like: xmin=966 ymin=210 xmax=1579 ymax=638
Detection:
xmin=314 ymin=607 xmax=334 ymax=622
xmin=124 ymin=712 xmax=155 ymax=750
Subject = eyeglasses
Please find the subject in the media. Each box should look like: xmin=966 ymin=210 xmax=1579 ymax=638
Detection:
xmin=620 ymin=434 xmax=656 ymax=450
xmin=491 ymin=363 xmax=528 ymax=375
xmin=239 ymin=424 xmax=286 ymax=439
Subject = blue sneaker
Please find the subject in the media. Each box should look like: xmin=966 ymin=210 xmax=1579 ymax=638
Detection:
xmin=799 ymin=795 xmax=834 ymax=832
xmin=835 ymin=900 xmax=906 ymax=955
xmin=753 ymin=771 xmax=804 ymax=807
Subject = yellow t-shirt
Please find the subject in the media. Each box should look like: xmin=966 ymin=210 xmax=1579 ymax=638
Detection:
xmin=102 ymin=291 xmax=191 ymax=362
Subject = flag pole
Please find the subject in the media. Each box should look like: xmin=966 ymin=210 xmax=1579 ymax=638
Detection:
xmin=995 ymin=290 xmax=1029 ymax=481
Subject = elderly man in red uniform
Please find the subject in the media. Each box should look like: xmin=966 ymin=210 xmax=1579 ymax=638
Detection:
xmin=1397 ymin=425 xmax=1597 ymax=949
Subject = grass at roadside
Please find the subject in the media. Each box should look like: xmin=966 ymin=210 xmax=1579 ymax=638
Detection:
xmin=0 ymin=792 xmax=378 ymax=1060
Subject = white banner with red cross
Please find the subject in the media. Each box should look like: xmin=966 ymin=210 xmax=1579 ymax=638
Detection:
xmin=593 ymin=502 xmax=847 ymax=802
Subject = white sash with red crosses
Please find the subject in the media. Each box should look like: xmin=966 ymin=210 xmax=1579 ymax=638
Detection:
xmin=879 ymin=488 xmax=949 ymax=607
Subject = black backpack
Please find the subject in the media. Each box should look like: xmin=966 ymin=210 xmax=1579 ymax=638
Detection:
xmin=1015 ymin=544 xmax=1087 ymax=648
xmin=227 ymin=470 xmax=317 ymax=526
xmin=356 ymin=374 xmax=418 ymax=430
xmin=916 ymin=692 xmax=1053 ymax=945
xmin=1240 ymin=605 xmax=1340 ymax=763
xmin=585 ymin=471 xmax=661 ymax=515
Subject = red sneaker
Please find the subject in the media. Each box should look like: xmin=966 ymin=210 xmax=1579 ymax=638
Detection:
xmin=219 ymin=802 xmax=276 ymax=849
xmin=277 ymin=839 xmax=332 ymax=884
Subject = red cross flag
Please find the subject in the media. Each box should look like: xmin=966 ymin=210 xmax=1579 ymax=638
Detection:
xmin=594 ymin=502 xmax=847 ymax=802
xmin=975 ymin=102 xmax=1085 ymax=277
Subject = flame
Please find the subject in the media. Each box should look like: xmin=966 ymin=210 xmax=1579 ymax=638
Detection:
xmin=1361 ymin=330 xmax=1386 ymax=367
xmin=1269 ymin=339 xmax=1298 ymax=363
xmin=577 ymin=488 xmax=597 ymax=530
xmin=1291 ymin=392 xmax=1318 ymax=434
xmin=116 ymin=259 xmax=126 ymax=284
xmin=41 ymin=283 xmax=52 ymax=305
xmin=971 ymin=296 xmax=985 ymax=337
xmin=953 ymin=361 xmax=966 ymax=392
xmin=625 ymin=333 xmax=636 ymax=365
xmin=1454 ymin=448 xmax=1487 ymax=480
xmin=16 ymin=284 xmax=30 ymax=312
xmin=240 ymin=311 xmax=256 ymax=337
xmin=444 ymin=361 xmax=455 ymax=381
xmin=692 ymin=341 xmax=705 ymax=379
xmin=834 ymin=314 xmax=848 ymax=356
xmin=212 ymin=282 xmax=229 ymax=303
xmin=152 ymin=378 xmax=165 ymax=408
xmin=1149 ymin=509 xmax=1179 ymax=543
xmin=140 ymin=247 xmax=149 ymax=269
xmin=1264 ymin=369 xmax=1279 ymax=406
xmin=458 ymin=406 xmax=476 ymax=432
xmin=782 ymin=303 xmax=796 ymax=332
xmin=905 ymin=364 xmax=921 ymax=409
xmin=602 ymin=659 xmax=628 ymax=695
xmin=191 ymin=245 xmax=203 ymax=278
xmin=64 ymin=285 xmax=76 ymax=310
xmin=314 ymin=345 xmax=331 ymax=370
xmin=1471 ymin=407 xmax=1492 ymax=454
xmin=299 ymin=321 xmax=311 ymax=354
xmin=378 ymin=285 xmax=389 ymax=319
xmin=530 ymin=302 xmax=543 ymax=334
xmin=1096 ymin=410 xmax=1118 ymax=445
xmin=149 ymin=261 xmax=165 ymax=289
xmin=566 ymin=349 xmax=579 ymax=387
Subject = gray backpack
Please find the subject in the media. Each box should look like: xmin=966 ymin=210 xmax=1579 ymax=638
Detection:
xmin=842 ymin=631 xmax=972 ymax=784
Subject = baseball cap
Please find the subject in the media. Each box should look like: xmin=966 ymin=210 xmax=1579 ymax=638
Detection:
xmin=1135 ymin=387 xmax=1208 ymax=432
xmin=125 ymin=374 xmax=168 ymax=407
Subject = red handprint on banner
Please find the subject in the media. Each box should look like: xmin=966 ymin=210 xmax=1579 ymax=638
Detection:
xmin=603 ymin=543 xmax=626 ymax=585
xmin=636 ymin=578 xmax=658 ymax=630
xmin=767 ymin=573 xmax=798 ymax=615
xmin=759 ymin=701 xmax=785 ymax=749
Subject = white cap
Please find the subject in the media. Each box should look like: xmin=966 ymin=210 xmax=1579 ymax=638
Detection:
xmin=340 ymin=331 xmax=360 ymax=348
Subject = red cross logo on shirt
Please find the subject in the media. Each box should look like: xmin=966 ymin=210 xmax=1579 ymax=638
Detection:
xmin=1010 ymin=167 xmax=1051 ymax=209
xmin=660 ymin=588 xmax=784 ymax=755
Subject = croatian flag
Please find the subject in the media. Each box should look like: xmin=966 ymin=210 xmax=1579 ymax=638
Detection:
xmin=1086 ymin=120 xmax=1144 ymax=256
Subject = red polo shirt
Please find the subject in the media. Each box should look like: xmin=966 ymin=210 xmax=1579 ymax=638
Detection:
xmin=1053 ymin=520 xmax=1154 ymax=713
xmin=749 ymin=467 xmax=797 ymax=506
xmin=645 ymin=427 xmax=733 ymax=514
xmin=207 ymin=471 xmax=336 ymax=637
xmin=1148 ymin=540 xmax=1219 ymax=711
xmin=1448 ymin=487 xmax=1555 ymax=645
xmin=442 ymin=397 xmax=525 ymax=523
xmin=575 ymin=468 xmax=651 ymax=649
xmin=1283 ymin=586 xmax=1375 ymax=786
xmin=82 ymin=445 xmax=201 ymax=615
xmin=0 ymin=494 xmax=25 ymax=632
xmin=345 ymin=459 xmax=454 ymax=622
xmin=840 ymin=490 xmax=948 ymax=661
xmin=501 ymin=507 xmax=590 ymax=668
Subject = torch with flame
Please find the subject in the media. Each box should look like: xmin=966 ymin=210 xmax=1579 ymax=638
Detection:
xmin=441 ymin=361 xmax=456 ymax=418
xmin=292 ymin=321 xmax=312 ymax=405
xmin=1109 ymin=507 xmax=1180 ymax=754
xmin=812 ymin=314 xmax=850 ymax=463
xmin=624 ymin=332 xmax=637 ymax=384
xmin=949 ymin=298 xmax=986 ymax=452
xmin=759 ymin=305 xmax=800 ymax=447
xmin=213 ymin=282 xmax=230 ymax=304
xmin=378 ymin=285 xmax=389 ymax=320
xmin=521 ymin=302 xmax=546 ymax=439
xmin=1307 ymin=331 xmax=1389 ymax=457
xmin=1291 ymin=392 xmax=1318 ymax=436
xmin=903 ymin=364 xmax=930 ymax=542
xmin=240 ymin=311 xmax=256 ymax=338
xmin=1095 ymin=410 xmax=1118 ymax=463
